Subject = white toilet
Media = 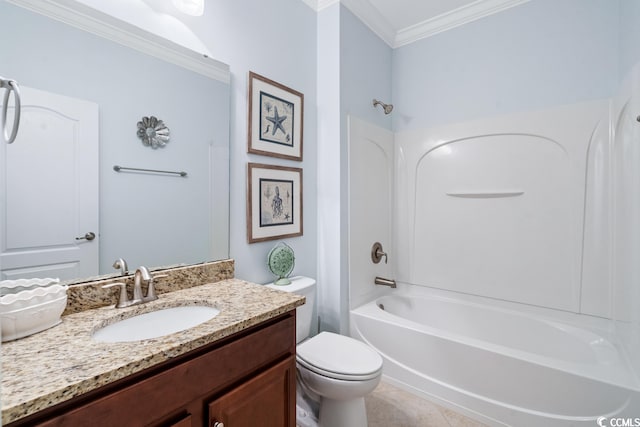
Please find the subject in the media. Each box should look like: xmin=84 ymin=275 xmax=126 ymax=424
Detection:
xmin=267 ymin=276 xmax=383 ymax=427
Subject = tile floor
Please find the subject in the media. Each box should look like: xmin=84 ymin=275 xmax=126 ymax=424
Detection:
xmin=297 ymin=380 xmax=487 ymax=427
xmin=365 ymin=381 xmax=487 ymax=427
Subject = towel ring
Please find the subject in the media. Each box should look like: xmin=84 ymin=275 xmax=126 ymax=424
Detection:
xmin=1 ymin=77 xmax=21 ymax=144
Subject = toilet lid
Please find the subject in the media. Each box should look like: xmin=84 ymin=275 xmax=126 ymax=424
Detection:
xmin=297 ymin=332 xmax=383 ymax=380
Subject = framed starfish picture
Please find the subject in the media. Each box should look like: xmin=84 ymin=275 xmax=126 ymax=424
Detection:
xmin=248 ymin=72 xmax=304 ymax=161
xmin=247 ymin=163 xmax=303 ymax=243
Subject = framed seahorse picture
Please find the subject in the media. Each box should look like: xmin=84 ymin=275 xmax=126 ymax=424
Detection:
xmin=248 ymin=71 xmax=304 ymax=161
xmin=247 ymin=163 xmax=303 ymax=243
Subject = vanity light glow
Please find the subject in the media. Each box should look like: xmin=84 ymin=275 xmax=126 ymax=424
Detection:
xmin=172 ymin=0 xmax=204 ymax=16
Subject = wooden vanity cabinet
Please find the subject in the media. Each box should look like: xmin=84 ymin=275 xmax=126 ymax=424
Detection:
xmin=8 ymin=312 xmax=296 ymax=427
xmin=208 ymin=357 xmax=295 ymax=427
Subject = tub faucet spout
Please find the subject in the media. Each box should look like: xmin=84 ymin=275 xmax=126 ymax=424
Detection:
xmin=374 ymin=276 xmax=396 ymax=288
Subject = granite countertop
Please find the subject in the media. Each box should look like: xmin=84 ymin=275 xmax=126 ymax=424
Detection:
xmin=1 ymin=278 xmax=305 ymax=425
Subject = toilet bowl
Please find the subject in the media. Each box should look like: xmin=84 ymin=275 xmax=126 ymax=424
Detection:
xmin=266 ymin=277 xmax=383 ymax=427
xmin=297 ymin=331 xmax=382 ymax=427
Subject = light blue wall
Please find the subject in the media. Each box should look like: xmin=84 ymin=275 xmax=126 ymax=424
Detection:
xmin=154 ymin=0 xmax=319 ymax=284
xmin=314 ymin=3 xmax=393 ymax=334
xmin=619 ymin=0 xmax=640 ymax=80
xmin=392 ymin=0 xmax=619 ymax=131
xmin=340 ymin=6 xmax=393 ymax=131
xmin=2 ymin=0 xmax=317 ymax=284
xmin=8 ymin=0 xmax=632 ymax=329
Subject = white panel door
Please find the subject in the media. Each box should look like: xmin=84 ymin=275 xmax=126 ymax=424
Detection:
xmin=0 ymin=86 xmax=99 ymax=280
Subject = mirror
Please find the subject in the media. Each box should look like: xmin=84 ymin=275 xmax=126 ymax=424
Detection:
xmin=0 ymin=1 xmax=230 ymax=284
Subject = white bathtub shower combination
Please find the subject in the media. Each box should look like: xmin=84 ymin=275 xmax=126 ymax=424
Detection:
xmin=347 ymin=71 xmax=640 ymax=426
xmin=351 ymin=288 xmax=637 ymax=426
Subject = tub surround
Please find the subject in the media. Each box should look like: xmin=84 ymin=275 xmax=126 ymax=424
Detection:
xmin=347 ymin=95 xmax=640 ymax=424
xmin=1 ymin=264 xmax=304 ymax=425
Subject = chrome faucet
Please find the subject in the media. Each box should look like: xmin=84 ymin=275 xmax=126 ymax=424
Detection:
xmin=102 ymin=266 xmax=168 ymax=308
xmin=133 ymin=266 xmax=151 ymax=302
xmin=112 ymin=258 xmax=128 ymax=276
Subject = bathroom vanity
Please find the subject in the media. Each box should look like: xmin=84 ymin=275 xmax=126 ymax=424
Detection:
xmin=1 ymin=276 xmax=304 ymax=427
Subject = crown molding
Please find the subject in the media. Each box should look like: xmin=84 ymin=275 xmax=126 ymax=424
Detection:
xmin=7 ymin=0 xmax=230 ymax=83
xmin=303 ymin=0 xmax=394 ymax=46
xmin=303 ymin=0 xmax=530 ymax=48
xmin=340 ymin=0 xmax=395 ymax=47
xmin=394 ymin=0 xmax=531 ymax=48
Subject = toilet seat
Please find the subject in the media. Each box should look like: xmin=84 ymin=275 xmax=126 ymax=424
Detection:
xmin=297 ymin=357 xmax=381 ymax=381
xmin=297 ymin=332 xmax=383 ymax=381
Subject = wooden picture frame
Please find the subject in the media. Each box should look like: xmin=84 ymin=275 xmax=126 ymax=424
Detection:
xmin=248 ymin=72 xmax=303 ymax=161
xmin=247 ymin=163 xmax=303 ymax=243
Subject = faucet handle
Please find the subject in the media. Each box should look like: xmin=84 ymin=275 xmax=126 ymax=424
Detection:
xmin=371 ymin=242 xmax=388 ymax=264
xmin=102 ymin=282 xmax=130 ymax=308
xmin=144 ymin=273 xmax=168 ymax=302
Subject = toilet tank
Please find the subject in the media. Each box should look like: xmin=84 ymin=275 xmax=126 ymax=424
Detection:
xmin=266 ymin=276 xmax=316 ymax=343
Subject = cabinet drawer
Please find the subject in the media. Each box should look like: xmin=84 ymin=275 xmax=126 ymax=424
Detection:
xmin=26 ymin=314 xmax=295 ymax=427
xmin=168 ymin=414 xmax=193 ymax=427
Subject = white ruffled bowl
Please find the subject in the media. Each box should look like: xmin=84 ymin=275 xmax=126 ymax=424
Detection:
xmin=0 ymin=278 xmax=60 ymax=295
xmin=1 ymin=282 xmax=68 ymax=342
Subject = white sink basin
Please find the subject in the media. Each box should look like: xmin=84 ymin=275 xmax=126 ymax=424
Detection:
xmin=92 ymin=305 xmax=220 ymax=343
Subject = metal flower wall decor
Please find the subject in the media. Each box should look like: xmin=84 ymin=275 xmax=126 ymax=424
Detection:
xmin=137 ymin=116 xmax=170 ymax=149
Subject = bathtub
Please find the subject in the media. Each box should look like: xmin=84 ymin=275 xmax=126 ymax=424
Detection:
xmin=350 ymin=289 xmax=640 ymax=426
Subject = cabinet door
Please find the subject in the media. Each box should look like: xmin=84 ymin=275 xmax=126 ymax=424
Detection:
xmin=208 ymin=357 xmax=296 ymax=427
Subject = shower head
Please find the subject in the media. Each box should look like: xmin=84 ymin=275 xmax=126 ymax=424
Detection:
xmin=373 ymin=99 xmax=393 ymax=115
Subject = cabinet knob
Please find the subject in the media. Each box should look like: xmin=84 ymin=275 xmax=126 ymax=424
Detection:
xmin=212 ymin=422 xmax=224 ymax=427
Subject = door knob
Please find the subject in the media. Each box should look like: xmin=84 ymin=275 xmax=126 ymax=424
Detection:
xmin=75 ymin=232 xmax=96 ymax=241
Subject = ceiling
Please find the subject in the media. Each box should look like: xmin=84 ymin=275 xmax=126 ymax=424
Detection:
xmin=307 ymin=0 xmax=531 ymax=48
